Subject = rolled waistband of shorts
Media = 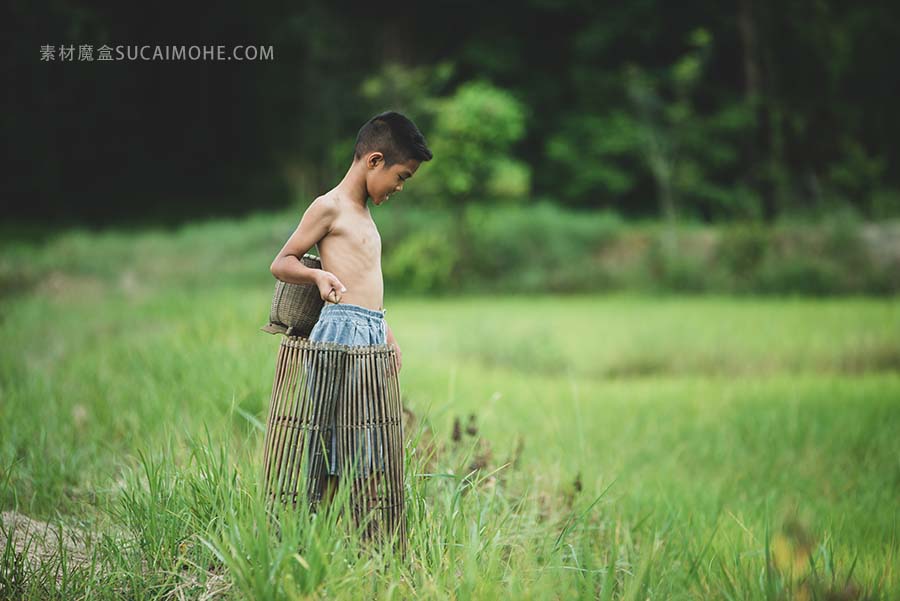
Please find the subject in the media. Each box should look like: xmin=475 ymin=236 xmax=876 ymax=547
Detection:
xmin=319 ymin=302 xmax=385 ymax=321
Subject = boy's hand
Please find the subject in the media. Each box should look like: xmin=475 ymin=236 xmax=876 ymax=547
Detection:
xmin=386 ymin=323 xmax=402 ymax=374
xmin=315 ymin=271 xmax=347 ymax=304
xmin=390 ymin=342 xmax=402 ymax=373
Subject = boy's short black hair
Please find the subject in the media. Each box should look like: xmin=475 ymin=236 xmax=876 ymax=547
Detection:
xmin=354 ymin=111 xmax=433 ymax=166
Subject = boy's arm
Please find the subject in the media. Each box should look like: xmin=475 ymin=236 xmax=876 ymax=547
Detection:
xmin=270 ymin=199 xmax=347 ymax=302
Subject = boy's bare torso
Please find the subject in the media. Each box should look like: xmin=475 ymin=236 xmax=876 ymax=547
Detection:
xmin=315 ymin=192 xmax=384 ymax=311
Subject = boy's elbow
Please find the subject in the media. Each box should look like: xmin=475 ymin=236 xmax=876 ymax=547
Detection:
xmin=270 ymin=257 xmax=282 ymax=280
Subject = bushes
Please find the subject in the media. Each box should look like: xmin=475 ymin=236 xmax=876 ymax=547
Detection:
xmin=708 ymin=217 xmax=896 ymax=295
xmin=717 ymin=223 xmax=770 ymax=286
xmin=460 ymin=201 xmax=624 ymax=292
xmin=640 ymin=219 xmax=900 ymax=296
xmin=5 ymin=204 xmax=894 ymax=300
xmin=382 ymin=226 xmax=459 ymax=294
xmin=374 ymin=203 xmax=898 ymax=296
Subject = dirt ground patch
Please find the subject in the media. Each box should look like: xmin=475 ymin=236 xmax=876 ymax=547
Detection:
xmin=1 ymin=510 xmax=90 ymax=570
xmin=1 ymin=510 xmax=230 ymax=599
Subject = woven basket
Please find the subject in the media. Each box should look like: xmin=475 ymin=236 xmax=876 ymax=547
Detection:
xmin=260 ymin=253 xmax=325 ymax=338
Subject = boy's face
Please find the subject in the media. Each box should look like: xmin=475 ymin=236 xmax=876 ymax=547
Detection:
xmin=365 ymin=152 xmax=421 ymax=206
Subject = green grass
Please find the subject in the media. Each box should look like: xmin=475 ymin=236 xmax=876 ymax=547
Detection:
xmin=1 ymin=213 xmax=898 ymax=599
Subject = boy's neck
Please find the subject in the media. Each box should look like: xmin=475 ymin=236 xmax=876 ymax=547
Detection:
xmin=334 ymin=160 xmax=370 ymax=211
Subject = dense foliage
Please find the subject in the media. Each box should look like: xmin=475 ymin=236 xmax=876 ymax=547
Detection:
xmin=7 ymin=0 xmax=900 ymax=225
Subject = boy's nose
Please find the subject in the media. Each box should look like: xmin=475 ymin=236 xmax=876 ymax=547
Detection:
xmin=395 ymin=183 xmax=403 ymax=192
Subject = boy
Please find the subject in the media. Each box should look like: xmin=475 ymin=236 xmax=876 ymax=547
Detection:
xmin=269 ymin=111 xmax=432 ymax=507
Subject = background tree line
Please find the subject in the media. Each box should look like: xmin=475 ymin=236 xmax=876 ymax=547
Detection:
xmin=5 ymin=0 xmax=900 ymax=226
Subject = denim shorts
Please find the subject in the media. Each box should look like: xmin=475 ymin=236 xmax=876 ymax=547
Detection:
xmin=308 ymin=302 xmax=387 ymax=347
xmin=306 ymin=303 xmax=388 ymax=478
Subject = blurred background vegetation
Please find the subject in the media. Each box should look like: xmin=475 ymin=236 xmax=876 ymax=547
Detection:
xmin=3 ymin=0 xmax=899 ymax=295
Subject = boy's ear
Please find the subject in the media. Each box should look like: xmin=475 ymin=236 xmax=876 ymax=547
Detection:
xmin=366 ymin=152 xmax=384 ymax=169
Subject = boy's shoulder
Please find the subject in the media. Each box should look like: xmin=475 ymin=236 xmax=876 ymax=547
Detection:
xmin=304 ymin=193 xmax=341 ymax=224
xmin=310 ymin=192 xmax=339 ymax=212
xmin=305 ymin=191 xmax=369 ymax=241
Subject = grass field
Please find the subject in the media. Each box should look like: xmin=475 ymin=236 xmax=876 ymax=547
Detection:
xmin=1 ymin=216 xmax=899 ymax=599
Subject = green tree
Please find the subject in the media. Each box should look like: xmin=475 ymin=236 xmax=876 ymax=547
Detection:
xmin=417 ymin=80 xmax=529 ymax=205
xmin=624 ymin=28 xmax=758 ymax=224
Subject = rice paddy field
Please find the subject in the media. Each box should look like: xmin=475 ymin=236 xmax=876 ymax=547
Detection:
xmin=1 ymin=214 xmax=899 ymax=599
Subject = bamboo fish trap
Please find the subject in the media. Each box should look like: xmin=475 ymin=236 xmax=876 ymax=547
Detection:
xmin=259 ymin=253 xmax=324 ymax=338
xmin=262 ymin=336 xmax=407 ymax=551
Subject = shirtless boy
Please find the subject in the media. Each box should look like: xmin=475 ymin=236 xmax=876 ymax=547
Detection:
xmin=269 ymin=111 xmax=432 ymax=505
